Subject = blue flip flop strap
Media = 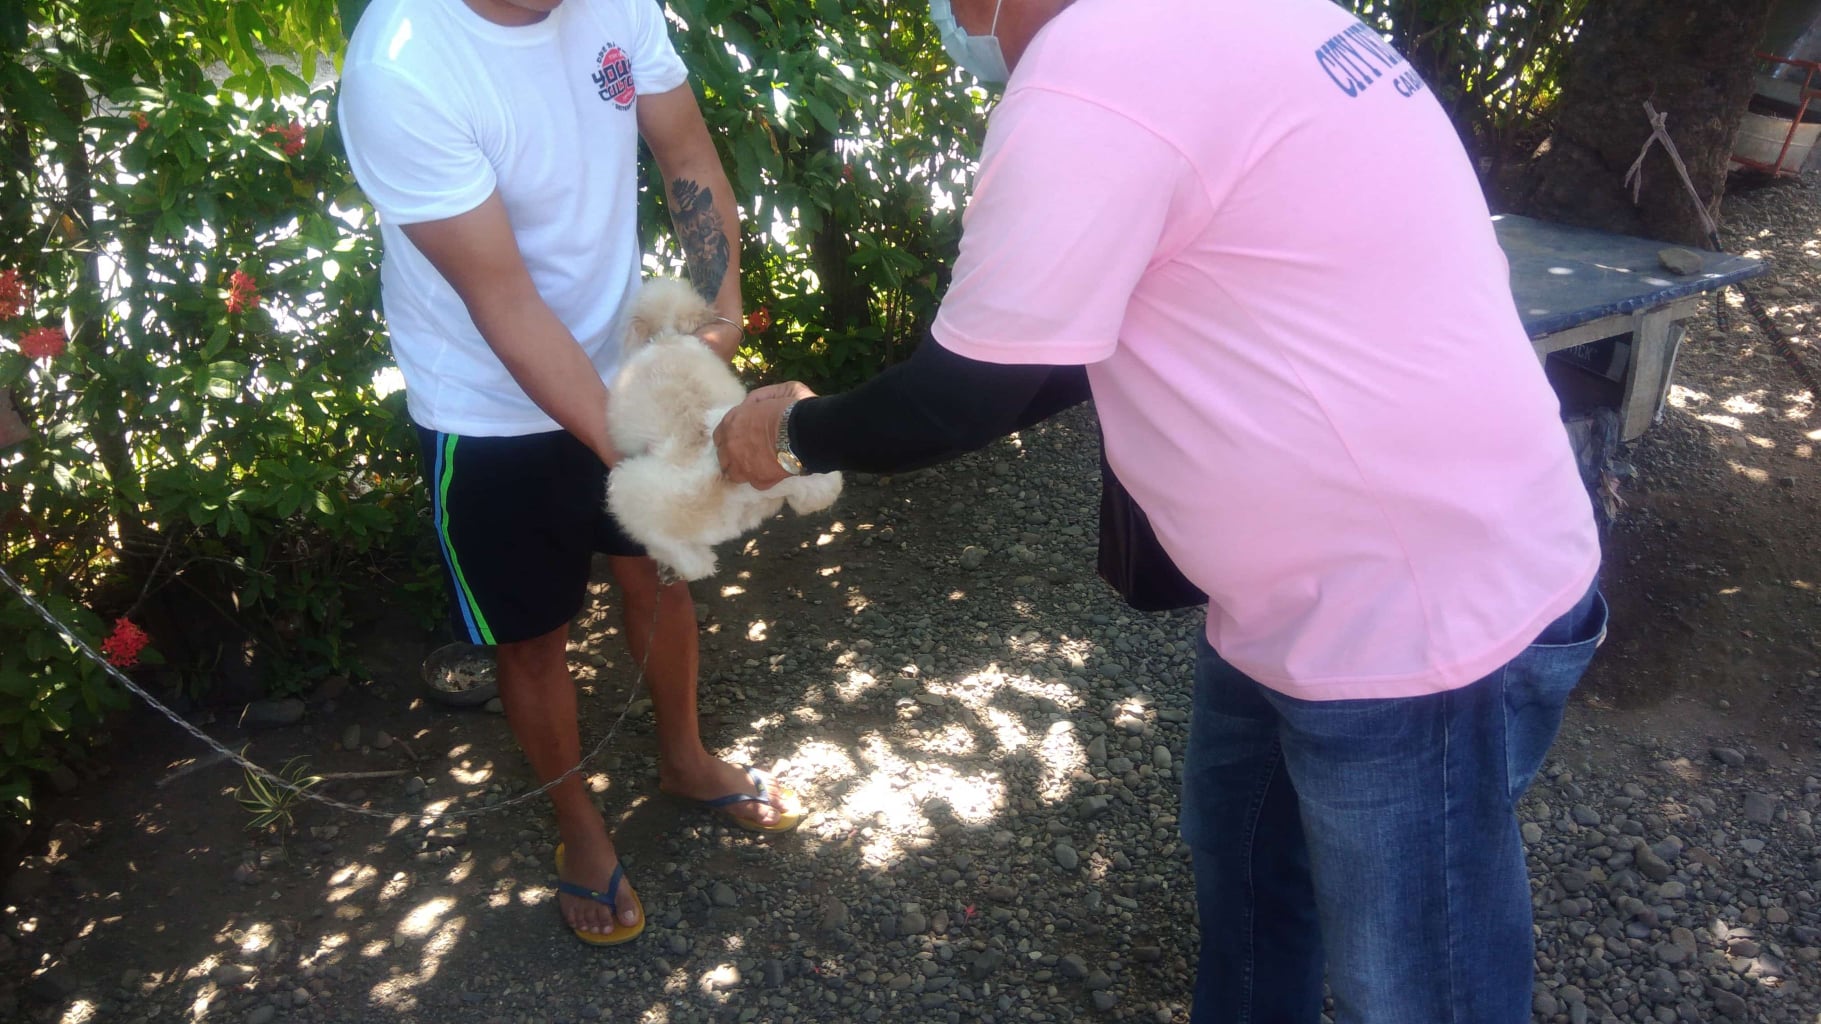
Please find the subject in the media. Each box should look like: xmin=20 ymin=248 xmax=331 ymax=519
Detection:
xmin=700 ymin=765 xmax=770 ymax=809
xmin=557 ymin=862 xmax=626 ymax=916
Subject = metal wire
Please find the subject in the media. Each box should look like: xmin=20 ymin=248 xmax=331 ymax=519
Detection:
xmin=0 ymin=563 xmax=659 ymax=829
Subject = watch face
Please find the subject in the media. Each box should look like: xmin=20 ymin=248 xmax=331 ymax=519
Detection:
xmin=776 ymin=450 xmax=804 ymax=476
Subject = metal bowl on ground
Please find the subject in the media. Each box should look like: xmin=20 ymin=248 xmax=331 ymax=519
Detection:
xmin=420 ymin=642 xmax=499 ymax=708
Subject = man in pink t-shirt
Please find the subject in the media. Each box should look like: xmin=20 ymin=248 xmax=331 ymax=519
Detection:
xmin=718 ymin=0 xmax=1606 ymax=1020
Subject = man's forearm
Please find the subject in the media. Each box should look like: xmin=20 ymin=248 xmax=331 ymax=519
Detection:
xmin=788 ymin=339 xmax=1089 ymax=475
xmin=471 ymin=292 xmax=613 ymax=461
xmin=662 ymin=160 xmax=743 ymax=358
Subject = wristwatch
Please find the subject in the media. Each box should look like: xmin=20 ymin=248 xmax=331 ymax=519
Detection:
xmin=775 ymin=400 xmax=805 ymax=476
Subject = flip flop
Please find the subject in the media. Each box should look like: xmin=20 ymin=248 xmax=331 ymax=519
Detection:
xmin=689 ymin=765 xmax=807 ymax=833
xmin=554 ymin=842 xmax=645 ymax=946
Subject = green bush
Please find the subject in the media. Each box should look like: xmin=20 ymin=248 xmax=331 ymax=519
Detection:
xmin=1344 ymin=0 xmax=1589 ymax=180
xmin=651 ymin=0 xmax=987 ymax=388
xmin=0 ymin=1 xmax=423 ymax=824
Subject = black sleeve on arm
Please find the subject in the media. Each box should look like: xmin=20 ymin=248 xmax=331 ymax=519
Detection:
xmin=788 ymin=335 xmax=1090 ymax=476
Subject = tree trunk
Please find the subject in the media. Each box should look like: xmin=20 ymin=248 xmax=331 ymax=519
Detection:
xmin=1511 ymin=0 xmax=1777 ymax=246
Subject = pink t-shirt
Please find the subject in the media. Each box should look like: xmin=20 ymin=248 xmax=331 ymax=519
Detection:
xmin=933 ymin=0 xmax=1601 ymax=701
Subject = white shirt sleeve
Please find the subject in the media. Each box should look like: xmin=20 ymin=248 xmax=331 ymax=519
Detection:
xmin=338 ymin=63 xmax=497 ymax=225
xmin=626 ymin=0 xmax=688 ymax=96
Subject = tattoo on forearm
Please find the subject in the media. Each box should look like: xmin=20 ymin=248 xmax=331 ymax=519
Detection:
xmin=670 ymin=177 xmax=731 ymax=303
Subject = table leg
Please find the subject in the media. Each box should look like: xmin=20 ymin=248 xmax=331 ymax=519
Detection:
xmin=1622 ymin=307 xmax=1678 ymax=441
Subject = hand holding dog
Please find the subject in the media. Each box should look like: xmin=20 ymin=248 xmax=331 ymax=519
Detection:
xmin=714 ymin=382 xmax=817 ymax=489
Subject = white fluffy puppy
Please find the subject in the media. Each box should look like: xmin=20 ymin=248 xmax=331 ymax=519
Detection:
xmin=606 ymin=278 xmax=842 ymax=580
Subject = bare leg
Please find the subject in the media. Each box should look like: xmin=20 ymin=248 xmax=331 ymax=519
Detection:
xmin=495 ymin=622 xmax=638 ymax=936
xmin=608 ymin=555 xmax=785 ymax=826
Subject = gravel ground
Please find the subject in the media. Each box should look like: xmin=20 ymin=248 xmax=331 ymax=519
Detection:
xmin=6 ymin=175 xmax=1821 ymax=1024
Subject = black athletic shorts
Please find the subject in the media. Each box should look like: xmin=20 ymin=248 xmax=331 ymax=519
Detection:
xmin=415 ymin=426 xmax=645 ymax=646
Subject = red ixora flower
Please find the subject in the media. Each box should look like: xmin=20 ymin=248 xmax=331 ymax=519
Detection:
xmin=746 ymin=306 xmax=773 ymax=334
xmin=100 ymin=618 xmax=150 ymax=668
xmin=263 ymin=121 xmax=306 ymax=157
xmin=0 ymin=270 xmax=29 ymax=321
xmin=18 ymin=326 xmax=66 ymax=360
xmin=226 ymin=270 xmax=261 ymax=314
xmin=131 ymin=112 xmax=150 ymax=131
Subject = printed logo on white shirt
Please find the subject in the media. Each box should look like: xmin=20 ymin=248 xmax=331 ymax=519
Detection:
xmin=593 ymin=44 xmax=636 ymax=108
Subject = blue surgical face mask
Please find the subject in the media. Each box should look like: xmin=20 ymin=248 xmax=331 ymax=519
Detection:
xmin=930 ymin=0 xmax=1010 ymax=84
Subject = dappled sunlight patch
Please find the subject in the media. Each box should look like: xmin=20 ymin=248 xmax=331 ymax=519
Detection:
xmin=1036 ymin=721 xmax=1087 ymax=802
xmin=813 ymin=731 xmax=1007 ymax=865
xmin=982 ymin=706 xmax=1029 ymax=753
xmin=398 ymin=896 xmax=455 ymax=939
xmin=237 ymin=920 xmax=274 ymax=954
xmin=776 ymin=739 xmax=858 ymax=792
xmin=1728 ymin=461 xmax=1772 ymax=485
xmin=368 ymin=916 xmax=465 ymax=1012
xmin=187 ymin=951 xmax=223 ymax=982
xmin=1000 ymin=673 xmax=1088 ymax=712
xmin=376 ymin=871 xmax=411 ymax=903
xmin=1668 ymin=383 xmax=1709 ymax=410
xmin=909 ymin=720 xmax=978 ymax=757
xmin=1723 ymin=394 xmax=1767 ymax=417
xmin=835 ymin=667 xmax=879 ymax=701
xmin=444 ymin=858 xmax=476 ymax=886
xmin=59 ymin=998 xmax=100 ymax=1024
xmin=309 ymin=932 xmax=350 ymax=960
xmin=328 ymin=863 xmax=375 ymax=904
xmin=697 ymin=962 xmax=742 ymax=999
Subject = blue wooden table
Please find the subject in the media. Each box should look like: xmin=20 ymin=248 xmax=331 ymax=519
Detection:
xmin=1495 ymin=214 xmax=1768 ymax=439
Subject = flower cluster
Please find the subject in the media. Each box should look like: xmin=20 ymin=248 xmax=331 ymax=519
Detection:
xmin=226 ymin=270 xmax=261 ymax=314
xmin=131 ymin=112 xmax=150 ymax=131
xmin=100 ymin=618 xmax=150 ymax=668
xmin=18 ymin=326 xmax=66 ymax=360
xmin=264 ymin=121 xmax=306 ymax=156
xmin=746 ymin=306 xmax=773 ymax=334
xmin=0 ymin=270 xmax=28 ymax=321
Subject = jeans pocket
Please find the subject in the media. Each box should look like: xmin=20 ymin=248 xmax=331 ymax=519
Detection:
xmin=1503 ymin=590 xmax=1608 ymax=801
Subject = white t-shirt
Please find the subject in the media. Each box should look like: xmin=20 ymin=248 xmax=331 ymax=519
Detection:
xmin=338 ymin=0 xmax=688 ymax=435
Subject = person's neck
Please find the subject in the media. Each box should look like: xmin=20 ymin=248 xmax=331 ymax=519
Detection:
xmin=462 ymin=0 xmax=551 ymax=27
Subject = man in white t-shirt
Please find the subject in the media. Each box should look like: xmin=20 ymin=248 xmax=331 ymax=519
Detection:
xmin=718 ymin=0 xmax=1605 ymax=1019
xmin=339 ymin=0 xmax=803 ymax=947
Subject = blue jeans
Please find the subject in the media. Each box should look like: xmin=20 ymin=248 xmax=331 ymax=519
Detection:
xmin=1180 ymin=585 xmax=1606 ymax=1024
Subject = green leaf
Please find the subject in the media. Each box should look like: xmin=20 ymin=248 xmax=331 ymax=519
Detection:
xmin=0 ymin=668 xmax=33 ymax=698
xmin=804 ymin=94 xmax=841 ymax=135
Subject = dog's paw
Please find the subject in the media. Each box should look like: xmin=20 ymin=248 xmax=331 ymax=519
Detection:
xmin=782 ymin=472 xmax=843 ymax=516
xmin=650 ymin=542 xmax=718 ymax=582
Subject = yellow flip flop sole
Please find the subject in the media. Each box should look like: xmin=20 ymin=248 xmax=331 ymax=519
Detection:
xmin=554 ymin=843 xmax=645 ymax=946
